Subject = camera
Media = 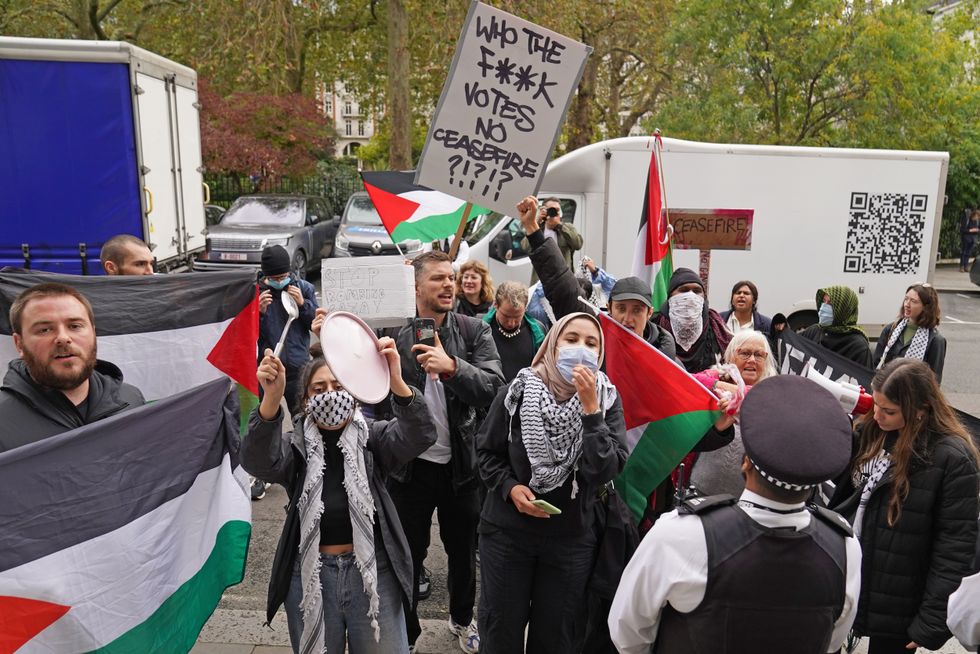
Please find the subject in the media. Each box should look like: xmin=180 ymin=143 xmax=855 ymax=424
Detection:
xmin=545 ymin=206 xmax=560 ymax=218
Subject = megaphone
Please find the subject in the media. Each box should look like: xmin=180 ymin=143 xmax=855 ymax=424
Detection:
xmin=801 ymin=363 xmax=874 ymax=416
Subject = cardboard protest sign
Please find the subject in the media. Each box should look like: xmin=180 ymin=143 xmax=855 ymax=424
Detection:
xmin=416 ymin=1 xmax=592 ymax=216
xmin=321 ymin=257 xmax=415 ymax=328
xmin=668 ymin=209 xmax=754 ymax=250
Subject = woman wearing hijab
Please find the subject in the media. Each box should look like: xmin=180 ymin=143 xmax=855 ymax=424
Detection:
xmin=652 ymin=268 xmax=732 ymax=374
xmin=800 ymin=285 xmax=873 ymax=368
xmin=242 ymin=324 xmax=435 ymax=654
xmin=476 ymin=312 xmax=628 ymax=654
xmin=873 ymin=283 xmax=947 ymax=383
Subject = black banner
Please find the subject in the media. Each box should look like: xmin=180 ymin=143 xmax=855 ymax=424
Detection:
xmin=775 ymin=328 xmax=980 ymax=441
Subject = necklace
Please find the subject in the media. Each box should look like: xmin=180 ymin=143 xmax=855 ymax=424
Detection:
xmin=498 ymin=322 xmax=522 ymax=339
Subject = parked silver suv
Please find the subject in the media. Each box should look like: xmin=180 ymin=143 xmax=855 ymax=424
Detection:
xmin=194 ymin=194 xmax=338 ymax=277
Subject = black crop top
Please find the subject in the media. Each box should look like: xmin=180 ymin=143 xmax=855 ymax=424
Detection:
xmin=319 ymin=428 xmax=353 ymax=547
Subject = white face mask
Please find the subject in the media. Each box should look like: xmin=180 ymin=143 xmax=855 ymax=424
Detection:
xmin=668 ymin=291 xmax=705 ymax=351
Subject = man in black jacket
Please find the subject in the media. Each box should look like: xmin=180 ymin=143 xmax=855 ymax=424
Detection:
xmin=0 ymin=282 xmax=144 ymax=453
xmin=515 ymin=196 xmax=677 ymax=359
xmin=390 ymin=250 xmax=504 ymax=653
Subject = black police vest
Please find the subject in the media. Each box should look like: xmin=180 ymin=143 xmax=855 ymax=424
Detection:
xmin=655 ymin=497 xmax=849 ymax=654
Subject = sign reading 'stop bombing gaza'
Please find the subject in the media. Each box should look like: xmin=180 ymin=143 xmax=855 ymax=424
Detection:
xmin=415 ymin=1 xmax=592 ymax=216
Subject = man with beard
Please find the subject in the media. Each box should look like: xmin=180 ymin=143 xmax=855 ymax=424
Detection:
xmin=391 ymin=250 xmax=504 ymax=653
xmin=0 ymin=283 xmax=144 ymax=453
xmin=653 ymin=268 xmax=732 ymax=374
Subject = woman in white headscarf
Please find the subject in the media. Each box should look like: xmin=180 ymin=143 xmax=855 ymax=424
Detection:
xmin=476 ymin=311 xmax=628 ymax=654
xmin=242 ymin=324 xmax=435 ymax=654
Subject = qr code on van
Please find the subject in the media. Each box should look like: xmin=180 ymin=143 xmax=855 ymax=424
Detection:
xmin=843 ymin=192 xmax=927 ymax=274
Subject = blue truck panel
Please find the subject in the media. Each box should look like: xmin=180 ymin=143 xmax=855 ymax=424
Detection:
xmin=0 ymin=59 xmax=143 ymax=274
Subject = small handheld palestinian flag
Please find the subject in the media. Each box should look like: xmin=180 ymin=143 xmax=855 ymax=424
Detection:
xmin=599 ymin=313 xmax=721 ymax=521
xmin=361 ymin=171 xmax=492 ymax=245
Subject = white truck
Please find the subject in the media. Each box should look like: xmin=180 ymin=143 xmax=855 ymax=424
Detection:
xmin=0 ymin=36 xmax=207 ymax=273
xmin=463 ymin=136 xmax=949 ymax=328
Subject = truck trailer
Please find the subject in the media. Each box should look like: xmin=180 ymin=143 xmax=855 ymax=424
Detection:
xmin=0 ymin=36 xmax=207 ymax=273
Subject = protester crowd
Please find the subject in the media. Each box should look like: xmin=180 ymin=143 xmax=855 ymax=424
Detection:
xmin=1 ymin=196 xmax=978 ymax=654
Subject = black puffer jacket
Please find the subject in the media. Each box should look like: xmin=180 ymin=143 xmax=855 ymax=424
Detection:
xmin=829 ymin=431 xmax=979 ymax=649
xmin=0 ymin=358 xmax=145 ymax=453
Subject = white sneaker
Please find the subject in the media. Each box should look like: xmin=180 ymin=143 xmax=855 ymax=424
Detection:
xmin=448 ymin=618 xmax=480 ymax=653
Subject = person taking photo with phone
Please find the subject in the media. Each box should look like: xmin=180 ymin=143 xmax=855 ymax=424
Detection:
xmin=476 ymin=311 xmax=628 ymax=654
xmin=390 ymin=250 xmax=505 ymax=653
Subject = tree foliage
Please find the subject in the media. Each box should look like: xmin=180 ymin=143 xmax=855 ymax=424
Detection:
xmin=198 ymin=80 xmax=334 ymax=178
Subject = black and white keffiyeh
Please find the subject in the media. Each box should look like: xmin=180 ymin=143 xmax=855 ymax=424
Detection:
xmin=297 ymin=408 xmax=380 ymax=653
xmin=504 ymin=367 xmax=617 ymax=497
xmin=851 ymin=450 xmax=891 ymax=539
xmin=877 ymin=318 xmax=930 ymax=369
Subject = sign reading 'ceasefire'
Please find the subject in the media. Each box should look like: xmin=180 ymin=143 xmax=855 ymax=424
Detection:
xmin=416 ymin=0 xmax=592 ymax=217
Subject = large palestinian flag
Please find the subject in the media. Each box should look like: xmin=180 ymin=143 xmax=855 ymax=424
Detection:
xmin=599 ymin=313 xmax=721 ymax=520
xmin=0 ymin=269 xmax=258 ymax=418
xmin=0 ymin=378 xmax=250 ymax=653
xmin=361 ymin=171 xmax=492 ymax=244
xmin=631 ymin=136 xmax=673 ymax=310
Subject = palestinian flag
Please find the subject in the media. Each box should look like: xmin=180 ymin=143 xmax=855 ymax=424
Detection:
xmin=599 ymin=313 xmax=721 ymax=520
xmin=0 ymin=378 xmax=250 ymax=653
xmin=0 ymin=270 xmax=259 ymax=429
xmin=631 ymin=135 xmax=673 ymax=310
xmin=361 ymin=171 xmax=492 ymax=244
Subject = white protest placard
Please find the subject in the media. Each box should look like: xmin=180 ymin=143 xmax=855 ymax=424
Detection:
xmin=321 ymin=256 xmax=415 ymax=328
xmin=415 ymin=1 xmax=592 ymax=217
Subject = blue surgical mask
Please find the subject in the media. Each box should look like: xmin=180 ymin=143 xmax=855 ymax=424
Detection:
xmin=266 ymin=276 xmax=291 ymax=290
xmin=818 ymin=303 xmax=834 ymax=326
xmin=556 ymin=345 xmax=599 ymax=383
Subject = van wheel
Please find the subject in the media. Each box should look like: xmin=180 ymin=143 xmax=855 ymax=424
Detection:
xmin=292 ymin=250 xmax=307 ymax=280
xmin=787 ymin=310 xmax=818 ymax=332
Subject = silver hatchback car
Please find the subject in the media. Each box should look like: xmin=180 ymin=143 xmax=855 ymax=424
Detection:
xmin=194 ymin=194 xmax=338 ymax=278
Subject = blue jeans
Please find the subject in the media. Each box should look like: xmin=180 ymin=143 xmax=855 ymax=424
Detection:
xmin=284 ymin=550 xmax=409 ymax=654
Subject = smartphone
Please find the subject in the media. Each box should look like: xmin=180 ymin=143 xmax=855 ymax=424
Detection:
xmin=413 ymin=317 xmax=436 ymax=347
xmin=530 ymin=499 xmax=562 ymax=515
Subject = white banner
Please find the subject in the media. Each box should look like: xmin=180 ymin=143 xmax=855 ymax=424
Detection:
xmin=416 ymin=1 xmax=591 ymax=216
xmin=321 ymin=256 xmax=415 ymax=328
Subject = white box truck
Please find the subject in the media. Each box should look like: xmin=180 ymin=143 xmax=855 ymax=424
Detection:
xmin=0 ymin=36 xmax=207 ymax=273
xmin=464 ymin=136 xmax=948 ymax=328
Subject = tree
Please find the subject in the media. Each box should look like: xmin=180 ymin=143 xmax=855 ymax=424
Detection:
xmin=198 ymin=80 xmax=335 ymax=179
xmin=386 ymin=0 xmax=411 ymax=169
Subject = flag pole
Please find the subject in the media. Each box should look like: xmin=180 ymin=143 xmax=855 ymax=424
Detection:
xmin=448 ymin=202 xmax=474 ymax=261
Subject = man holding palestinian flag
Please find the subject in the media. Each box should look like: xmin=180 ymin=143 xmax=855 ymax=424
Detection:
xmin=0 ymin=275 xmax=254 ymax=652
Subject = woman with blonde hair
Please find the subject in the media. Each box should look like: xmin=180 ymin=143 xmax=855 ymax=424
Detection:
xmin=689 ymin=329 xmax=778 ymax=497
xmin=829 ymin=359 xmax=980 ymax=653
xmin=454 ymin=260 xmax=494 ymax=317
xmin=873 ymin=283 xmax=946 ymax=382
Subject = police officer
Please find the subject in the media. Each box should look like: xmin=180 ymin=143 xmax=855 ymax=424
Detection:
xmin=608 ymin=375 xmax=862 ymax=654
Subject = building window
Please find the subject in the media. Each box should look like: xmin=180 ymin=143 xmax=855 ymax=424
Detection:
xmin=345 ymin=119 xmax=352 ymax=136
xmin=357 ymin=121 xmax=365 ymax=136
xmin=344 ymin=101 xmax=352 ymax=115
xmin=324 ymin=96 xmax=332 ymax=113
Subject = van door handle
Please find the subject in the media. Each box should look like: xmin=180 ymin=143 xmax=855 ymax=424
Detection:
xmin=144 ymin=187 xmax=154 ymax=215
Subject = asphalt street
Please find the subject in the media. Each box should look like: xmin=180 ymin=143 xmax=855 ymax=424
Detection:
xmin=194 ymin=265 xmax=979 ymax=654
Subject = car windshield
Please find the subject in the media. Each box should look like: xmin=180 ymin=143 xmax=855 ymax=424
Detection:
xmin=346 ymin=195 xmax=383 ymax=225
xmin=221 ymin=198 xmax=304 ymax=226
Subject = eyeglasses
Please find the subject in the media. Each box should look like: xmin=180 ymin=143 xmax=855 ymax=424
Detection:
xmin=911 ymin=282 xmax=933 ymax=288
xmin=735 ymin=349 xmax=768 ymax=361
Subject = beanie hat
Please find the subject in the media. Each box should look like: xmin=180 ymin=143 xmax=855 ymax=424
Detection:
xmin=667 ymin=268 xmax=704 ymax=296
xmin=261 ymin=245 xmax=291 ymax=276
